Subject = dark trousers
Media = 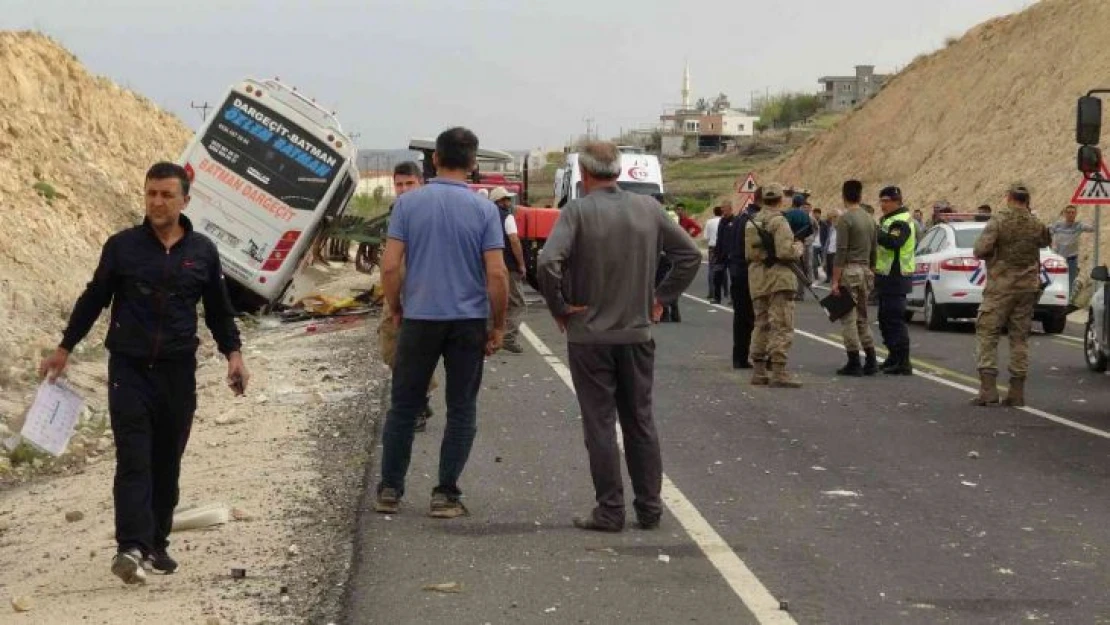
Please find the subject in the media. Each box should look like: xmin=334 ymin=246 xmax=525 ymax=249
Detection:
xmin=567 ymin=341 xmax=661 ymax=527
xmin=878 ymin=292 xmax=910 ymax=350
xmin=730 ymin=267 xmax=755 ymax=365
xmin=710 ymin=264 xmax=729 ymax=302
xmin=379 ymin=319 xmax=487 ymax=498
xmin=656 ymin=256 xmax=681 ymax=321
xmin=1067 ymin=255 xmax=1079 ymax=297
xmin=824 ymin=252 xmax=836 ymax=283
xmin=108 ymin=355 xmax=197 ymax=556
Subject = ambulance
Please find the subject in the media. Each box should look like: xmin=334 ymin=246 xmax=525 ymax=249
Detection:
xmin=555 ymin=152 xmax=665 ymax=207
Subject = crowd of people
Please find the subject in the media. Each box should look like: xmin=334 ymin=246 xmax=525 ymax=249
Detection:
xmin=701 ymin=177 xmax=1063 ymax=406
xmin=37 ymin=127 xmax=1101 ymax=586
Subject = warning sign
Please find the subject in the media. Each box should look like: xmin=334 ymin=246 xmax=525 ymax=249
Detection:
xmin=734 ymin=193 xmax=754 ymax=209
xmin=1072 ymin=160 xmax=1110 ymax=205
xmin=736 ymin=173 xmax=757 ymax=194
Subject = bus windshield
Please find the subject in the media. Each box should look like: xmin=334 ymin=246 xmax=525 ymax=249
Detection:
xmin=202 ymin=93 xmax=344 ymax=210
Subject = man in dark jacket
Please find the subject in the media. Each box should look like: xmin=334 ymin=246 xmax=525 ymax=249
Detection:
xmin=723 ymin=195 xmax=759 ymax=369
xmin=40 ymin=162 xmax=247 ymax=585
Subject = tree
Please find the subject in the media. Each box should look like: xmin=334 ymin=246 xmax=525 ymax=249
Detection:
xmin=754 ymin=92 xmax=824 ymax=129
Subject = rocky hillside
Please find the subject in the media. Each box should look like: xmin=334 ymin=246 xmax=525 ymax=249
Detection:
xmin=769 ymin=0 xmax=1110 ymax=234
xmin=0 ymin=32 xmax=191 ymax=400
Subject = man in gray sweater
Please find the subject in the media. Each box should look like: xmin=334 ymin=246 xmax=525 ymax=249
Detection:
xmin=537 ymin=141 xmax=700 ymax=532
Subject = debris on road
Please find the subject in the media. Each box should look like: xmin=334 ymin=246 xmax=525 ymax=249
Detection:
xmin=822 ymin=490 xmax=862 ymax=498
xmin=658 ymin=554 xmax=671 ymax=563
xmin=422 ymin=582 xmax=463 ymax=594
xmin=64 ymin=510 xmax=84 ymax=522
xmin=961 ymin=481 xmax=979 ymax=488
xmin=170 ymin=503 xmax=231 ymax=532
xmin=968 ymin=451 xmax=980 ymax=459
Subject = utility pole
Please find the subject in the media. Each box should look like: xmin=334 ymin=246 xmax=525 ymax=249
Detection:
xmin=190 ymin=101 xmax=212 ymax=122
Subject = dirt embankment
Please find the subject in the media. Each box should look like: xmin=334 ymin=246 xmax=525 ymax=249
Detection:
xmin=0 ymin=31 xmax=191 ymax=406
xmin=766 ymin=0 xmax=1110 ymax=260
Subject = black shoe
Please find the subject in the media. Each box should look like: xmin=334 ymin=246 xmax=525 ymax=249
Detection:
xmin=863 ymin=348 xmax=879 ymax=376
xmin=147 ymin=549 xmax=178 ymax=574
xmin=636 ymin=517 xmax=661 ymax=530
xmin=883 ymin=349 xmax=913 ymax=375
xmin=502 ymin=341 xmax=524 ymax=354
xmin=733 ymin=361 xmax=753 ymax=370
xmin=572 ymin=516 xmax=623 ymax=533
xmin=836 ymin=351 xmax=863 ymax=377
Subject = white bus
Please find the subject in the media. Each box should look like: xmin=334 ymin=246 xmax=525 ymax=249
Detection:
xmin=179 ymin=78 xmax=359 ymax=311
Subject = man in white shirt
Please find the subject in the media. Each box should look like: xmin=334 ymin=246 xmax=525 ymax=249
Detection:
xmin=491 ymin=187 xmax=527 ymax=353
xmin=701 ymin=205 xmax=728 ymax=304
xmin=705 ymin=206 xmax=723 ymax=299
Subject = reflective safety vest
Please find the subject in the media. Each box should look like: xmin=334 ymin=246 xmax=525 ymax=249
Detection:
xmin=876 ymin=211 xmax=915 ymax=276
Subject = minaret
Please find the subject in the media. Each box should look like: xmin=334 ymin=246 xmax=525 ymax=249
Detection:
xmin=681 ymin=61 xmax=691 ymax=111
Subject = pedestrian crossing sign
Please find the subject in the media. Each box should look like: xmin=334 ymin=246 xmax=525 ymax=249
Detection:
xmin=1071 ymin=159 xmax=1110 ymax=205
xmin=736 ymin=173 xmax=757 ymax=194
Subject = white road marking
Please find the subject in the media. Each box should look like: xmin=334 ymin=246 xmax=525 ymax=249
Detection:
xmin=682 ymin=293 xmax=1110 ymax=442
xmin=518 ymin=322 xmax=797 ymax=625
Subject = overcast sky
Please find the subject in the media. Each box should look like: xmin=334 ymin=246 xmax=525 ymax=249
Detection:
xmin=5 ymin=0 xmax=1036 ymax=151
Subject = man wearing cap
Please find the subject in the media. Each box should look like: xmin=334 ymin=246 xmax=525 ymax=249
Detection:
xmin=491 ymin=187 xmax=527 ymax=353
xmin=744 ymin=183 xmax=803 ymax=387
xmin=971 ymin=184 xmax=1051 ymax=407
xmin=874 ymin=186 xmax=916 ymax=375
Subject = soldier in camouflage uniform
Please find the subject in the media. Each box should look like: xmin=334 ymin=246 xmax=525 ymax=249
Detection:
xmin=744 ymin=183 xmax=803 ymax=388
xmin=971 ymin=183 xmax=1052 ymax=407
xmin=830 ymin=180 xmax=879 ymax=376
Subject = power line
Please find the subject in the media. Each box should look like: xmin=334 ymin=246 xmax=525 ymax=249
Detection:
xmin=187 ymin=101 xmax=208 ymax=121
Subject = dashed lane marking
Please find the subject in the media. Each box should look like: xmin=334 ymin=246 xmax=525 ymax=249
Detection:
xmin=683 ymin=294 xmax=1110 ymax=442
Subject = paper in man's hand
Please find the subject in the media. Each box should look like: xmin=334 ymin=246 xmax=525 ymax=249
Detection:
xmin=20 ymin=379 xmax=85 ymax=456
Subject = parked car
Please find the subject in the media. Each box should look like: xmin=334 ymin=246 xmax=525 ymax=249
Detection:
xmin=906 ymin=221 xmax=1070 ymax=333
xmin=1084 ymin=266 xmax=1109 ymax=371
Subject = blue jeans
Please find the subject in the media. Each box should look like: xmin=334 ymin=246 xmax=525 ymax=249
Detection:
xmin=1067 ymin=255 xmax=1079 ymax=297
xmin=378 ymin=319 xmax=487 ymax=498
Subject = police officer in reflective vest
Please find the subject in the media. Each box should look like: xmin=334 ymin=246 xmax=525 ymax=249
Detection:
xmin=874 ymin=186 xmax=915 ymax=375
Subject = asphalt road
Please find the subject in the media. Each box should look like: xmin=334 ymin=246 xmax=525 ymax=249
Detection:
xmin=344 ymin=272 xmax=1110 ymax=625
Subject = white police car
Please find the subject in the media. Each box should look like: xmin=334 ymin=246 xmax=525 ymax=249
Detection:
xmin=1084 ymin=266 xmax=1109 ymax=371
xmin=906 ymin=220 xmax=1070 ymax=333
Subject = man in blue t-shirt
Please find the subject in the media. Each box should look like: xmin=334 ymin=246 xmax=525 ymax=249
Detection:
xmin=374 ymin=127 xmax=509 ymax=519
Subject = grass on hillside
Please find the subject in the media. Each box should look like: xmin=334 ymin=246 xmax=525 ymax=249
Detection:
xmin=664 ymin=154 xmax=768 ymax=200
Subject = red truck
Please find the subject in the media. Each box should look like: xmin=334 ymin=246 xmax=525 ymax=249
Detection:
xmin=408 ymin=139 xmax=559 ymax=289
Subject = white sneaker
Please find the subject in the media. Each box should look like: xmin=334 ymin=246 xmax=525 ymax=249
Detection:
xmin=111 ymin=549 xmax=148 ymax=585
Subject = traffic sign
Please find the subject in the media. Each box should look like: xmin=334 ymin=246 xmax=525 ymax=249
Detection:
xmin=736 ymin=173 xmax=757 ymax=194
xmin=1071 ymin=159 xmax=1110 ymax=205
xmin=734 ymin=192 xmax=754 ymax=209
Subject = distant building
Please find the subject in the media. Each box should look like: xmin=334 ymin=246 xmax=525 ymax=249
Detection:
xmin=659 ymin=110 xmax=760 ymax=154
xmin=656 ymin=63 xmax=759 ymax=156
xmin=817 ymin=65 xmax=889 ymax=111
